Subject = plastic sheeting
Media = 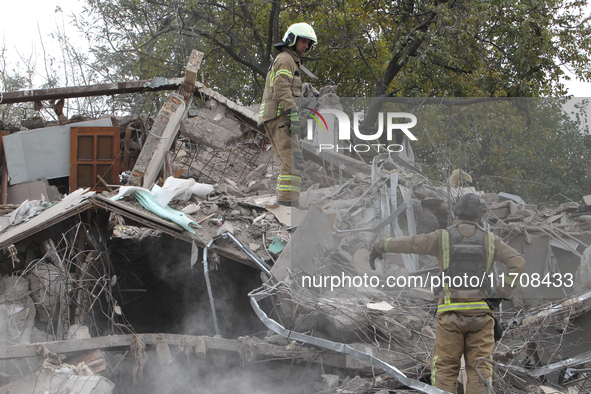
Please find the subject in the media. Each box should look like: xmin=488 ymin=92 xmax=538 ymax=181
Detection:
xmin=154 ymin=177 xmax=214 ymax=207
xmin=0 ymin=198 xmax=54 ymax=233
xmin=111 ymin=186 xmax=200 ymax=233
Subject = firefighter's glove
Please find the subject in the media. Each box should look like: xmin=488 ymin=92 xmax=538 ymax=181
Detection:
xmin=485 ymin=298 xmax=503 ymax=310
xmin=369 ymin=240 xmax=386 ymax=270
xmin=493 ymin=316 xmax=504 ymax=342
xmin=369 ymin=247 xmax=380 ymax=270
xmin=287 ymin=111 xmax=303 ymax=138
xmin=486 ymin=294 xmax=510 ymax=311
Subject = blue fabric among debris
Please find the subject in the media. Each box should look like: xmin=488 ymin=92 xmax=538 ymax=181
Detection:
xmin=111 ymin=188 xmax=200 ymax=233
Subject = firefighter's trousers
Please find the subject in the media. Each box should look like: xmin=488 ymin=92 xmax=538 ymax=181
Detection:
xmin=431 ymin=312 xmax=495 ymax=394
xmin=263 ymin=114 xmax=304 ymax=203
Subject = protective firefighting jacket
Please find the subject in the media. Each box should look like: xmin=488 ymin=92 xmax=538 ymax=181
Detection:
xmin=258 ymin=47 xmax=303 ymax=125
xmin=376 ymin=219 xmax=525 ymax=316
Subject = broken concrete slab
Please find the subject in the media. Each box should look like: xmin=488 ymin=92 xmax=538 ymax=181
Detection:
xmin=270 ymin=206 xmax=334 ymax=282
xmin=216 ymin=222 xmax=234 ymax=236
xmin=26 ymin=262 xmax=68 ymax=325
xmin=20 ymin=116 xmax=47 ymax=130
xmin=264 ymin=202 xmax=308 ymax=227
xmin=0 ymin=275 xmax=35 ymax=346
xmin=483 ymin=201 xmax=511 ymax=221
xmin=179 ymin=108 xmax=242 ymax=150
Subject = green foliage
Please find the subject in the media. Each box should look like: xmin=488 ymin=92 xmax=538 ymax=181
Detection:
xmin=80 ymin=0 xmax=591 ymax=101
xmin=410 ymin=98 xmax=591 ymax=205
xmin=53 ymin=1 xmax=591 ymax=203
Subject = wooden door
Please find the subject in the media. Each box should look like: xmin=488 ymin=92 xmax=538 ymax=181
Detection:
xmin=70 ymin=127 xmax=120 ymax=193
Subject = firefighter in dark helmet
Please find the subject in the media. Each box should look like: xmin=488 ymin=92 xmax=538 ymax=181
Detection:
xmin=370 ymin=193 xmax=525 ymax=393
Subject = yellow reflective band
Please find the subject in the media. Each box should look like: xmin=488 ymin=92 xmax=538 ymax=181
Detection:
xmin=274 ymin=69 xmax=293 ymax=79
xmin=277 ymin=175 xmax=302 ymax=182
xmin=504 ymin=275 xmax=516 ymax=287
xmin=259 ymin=103 xmax=265 ymax=116
xmin=442 ymin=230 xmax=450 ymax=270
xmin=270 ymin=66 xmax=275 ymax=87
xmin=441 ymin=230 xmax=451 ymax=304
xmin=384 ymin=238 xmax=390 ymax=253
xmin=270 ymin=68 xmax=293 ymax=86
xmin=437 ymin=302 xmax=490 ymax=313
xmin=487 ymin=231 xmax=495 ymax=271
xmin=276 ymin=185 xmax=300 ymax=192
xmin=431 ymin=355 xmax=438 ymax=387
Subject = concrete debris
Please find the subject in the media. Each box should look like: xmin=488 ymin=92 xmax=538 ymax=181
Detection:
xmin=216 ymin=222 xmax=234 ymax=236
xmin=576 ymin=246 xmax=591 ymax=292
xmin=20 ymin=116 xmax=47 ymax=130
xmin=27 ymin=262 xmax=68 ymax=325
xmin=179 ymin=99 xmax=243 ymax=149
xmin=0 ymin=276 xmax=35 ymax=346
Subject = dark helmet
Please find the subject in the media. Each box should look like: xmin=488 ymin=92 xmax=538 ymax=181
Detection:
xmin=453 ymin=193 xmax=486 ymax=220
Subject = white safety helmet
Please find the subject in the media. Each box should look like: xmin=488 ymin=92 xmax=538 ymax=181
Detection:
xmin=275 ymin=22 xmax=317 ymax=51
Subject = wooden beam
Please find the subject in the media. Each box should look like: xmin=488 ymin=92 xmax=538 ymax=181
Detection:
xmin=0 ymin=132 xmax=7 ymax=205
xmin=140 ymin=95 xmax=187 ymax=189
xmin=0 ymin=79 xmax=184 ymax=105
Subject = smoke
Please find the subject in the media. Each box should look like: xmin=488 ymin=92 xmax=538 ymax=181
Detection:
xmin=106 ymin=346 xmax=324 ymax=394
xmin=108 ymin=233 xmax=299 ymax=393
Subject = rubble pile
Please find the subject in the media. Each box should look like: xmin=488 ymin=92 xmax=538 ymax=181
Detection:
xmin=1 ymin=51 xmax=591 ymax=394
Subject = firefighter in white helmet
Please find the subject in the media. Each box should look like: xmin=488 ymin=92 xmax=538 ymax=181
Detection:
xmin=258 ymin=23 xmax=317 ymax=209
